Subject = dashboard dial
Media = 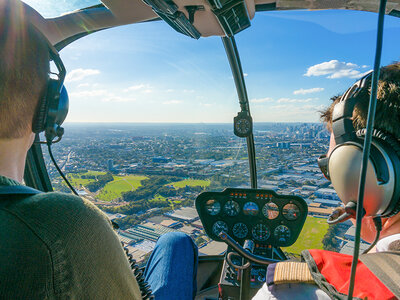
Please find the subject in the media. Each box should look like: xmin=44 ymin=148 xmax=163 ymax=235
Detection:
xmin=252 ymin=224 xmax=270 ymax=241
xmin=274 ymin=225 xmax=291 ymax=243
xmin=263 ymin=202 xmax=279 ymax=219
xmin=224 ymin=200 xmax=240 ymax=216
xmin=212 ymin=221 xmax=228 ymax=236
xmin=233 ymin=223 xmax=248 ymax=239
xmin=206 ymin=199 xmax=221 ymax=215
xmin=282 ymin=203 xmax=300 ymax=220
xmin=243 ymin=202 xmax=259 ymax=216
xmin=235 ymin=119 xmax=251 ymax=135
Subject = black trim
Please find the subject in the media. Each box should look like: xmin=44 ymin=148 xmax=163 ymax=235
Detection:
xmin=255 ymin=3 xmax=276 ymax=12
xmin=389 ymin=9 xmax=400 ymax=18
xmin=221 ymin=36 xmax=257 ymax=189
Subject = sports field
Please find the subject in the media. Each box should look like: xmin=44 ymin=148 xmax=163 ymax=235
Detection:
xmin=67 ymin=171 xmax=106 ymax=187
xmin=282 ymin=216 xmax=328 ymax=255
xmin=171 ymin=179 xmax=210 ymax=189
xmin=97 ymin=175 xmax=148 ymax=201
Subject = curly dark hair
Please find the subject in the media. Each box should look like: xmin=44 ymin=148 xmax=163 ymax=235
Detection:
xmin=320 ymin=62 xmax=400 ymax=139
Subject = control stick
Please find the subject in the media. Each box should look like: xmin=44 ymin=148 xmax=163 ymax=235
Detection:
xmin=219 ymin=231 xmax=279 ymax=265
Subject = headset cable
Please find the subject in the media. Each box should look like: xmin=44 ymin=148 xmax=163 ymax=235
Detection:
xmin=47 ymin=142 xmax=79 ymax=196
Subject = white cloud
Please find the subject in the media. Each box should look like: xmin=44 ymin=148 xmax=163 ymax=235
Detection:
xmin=163 ymin=100 xmax=183 ymax=105
xmin=69 ymin=89 xmax=109 ymax=98
xmin=183 ymin=89 xmax=195 ymax=93
xmin=166 ymin=89 xmax=175 ymax=93
xmin=277 ymin=97 xmax=315 ymax=103
xmin=271 ymin=104 xmax=324 ymax=111
xmin=304 ymin=60 xmax=364 ymax=79
xmin=123 ymin=84 xmax=150 ymax=92
xmin=293 ymin=87 xmax=324 ymax=95
xmin=103 ymin=96 xmax=137 ymax=102
xmin=77 ymin=83 xmax=90 ymax=88
xmin=70 ymin=89 xmax=136 ymax=102
xmin=200 ymin=103 xmax=213 ymax=107
xmin=65 ymin=68 xmax=100 ymax=82
xmin=244 ymin=73 xmax=248 ymax=77
xmin=250 ymin=97 xmax=273 ymax=103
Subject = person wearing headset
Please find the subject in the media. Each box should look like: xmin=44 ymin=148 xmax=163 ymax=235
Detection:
xmin=0 ymin=1 xmax=197 ymax=299
xmin=253 ymin=63 xmax=400 ymax=300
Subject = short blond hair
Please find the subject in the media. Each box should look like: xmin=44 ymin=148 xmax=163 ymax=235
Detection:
xmin=0 ymin=1 xmax=49 ymax=138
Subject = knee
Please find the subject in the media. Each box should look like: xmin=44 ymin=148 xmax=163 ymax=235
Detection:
xmin=157 ymin=232 xmax=197 ymax=252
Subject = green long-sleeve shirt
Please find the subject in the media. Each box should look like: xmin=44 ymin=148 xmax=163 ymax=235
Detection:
xmin=0 ymin=175 xmax=142 ymax=299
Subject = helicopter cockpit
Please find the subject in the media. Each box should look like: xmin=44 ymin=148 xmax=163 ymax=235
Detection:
xmin=8 ymin=0 xmax=400 ymax=299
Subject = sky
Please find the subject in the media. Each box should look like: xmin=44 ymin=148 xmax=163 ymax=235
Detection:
xmin=22 ymin=1 xmax=400 ymax=123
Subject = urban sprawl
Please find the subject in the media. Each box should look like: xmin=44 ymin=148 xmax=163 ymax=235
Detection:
xmin=46 ymin=123 xmax=366 ymax=265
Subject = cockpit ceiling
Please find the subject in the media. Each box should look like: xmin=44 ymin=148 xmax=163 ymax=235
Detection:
xmin=26 ymin=0 xmax=400 ymax=45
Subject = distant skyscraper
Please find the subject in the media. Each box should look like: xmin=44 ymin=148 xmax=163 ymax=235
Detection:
xmin=107 ymin=159 xmax=114 ymax=171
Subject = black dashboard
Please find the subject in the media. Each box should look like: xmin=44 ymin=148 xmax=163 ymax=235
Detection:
xmin=195 ymin=188 xmax=308 ymax=247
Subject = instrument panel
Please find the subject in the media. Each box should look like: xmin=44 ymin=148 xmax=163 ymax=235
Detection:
xmin=195 ymin=188 xmax=308 ymax=247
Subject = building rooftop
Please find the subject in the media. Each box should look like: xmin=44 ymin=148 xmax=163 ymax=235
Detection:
xmin=192 ymin=219 xmax=204 ymax=229
xmin=105 ymin=212 xmax=127 ymax=221
xmin=308 ymin=206 xmax=334 ymax=215
xmin=199 ymin=241 xmax=227 ymax=256
xmin=160 ymin=219 xmax=181 ymax=228
xmin=117 ymin=234 xmax=136 ymax=245
xmin=340 ymin=241 xmax=370 ymax=255
xmin=147 ymin=215 xmax=170 ymax=224
xmin=126 ymin=222 xmax=177 ymax=242
xmin=313 ymin=198 xmax=341 ymax=206
xmin=165 ymin=207 xmax=199 ymax=222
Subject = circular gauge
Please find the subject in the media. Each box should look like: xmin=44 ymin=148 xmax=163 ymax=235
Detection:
xmin=252 ymin=224 xmax=271 ymax=242
xmin=273 ymin=225 xmax=291 ymax=243
xmin=206 ymin=199 xmax=221 ymax=215
xmin=262 ymin=202 xmax=279 ymax=219
xmin=235 ymin=118 xmax=251 ymax=135
xmin=282 ymin=203 xmax=300 ymax=220
xmin=243 ymin=202 xmax=259 ymax=216
xmin=212 ymin=221 xmax=228 ymax=236
xmin=224 ymin=200 xmax=240 ymax=216
xmin=233 ymin=223 xmax=248 ymax=239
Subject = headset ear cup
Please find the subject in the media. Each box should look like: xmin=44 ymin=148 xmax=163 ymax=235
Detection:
xmin=356 ymin=129 xmax=400 ymax=217
xmin=32 ymin=89 xmax=49 ymax=134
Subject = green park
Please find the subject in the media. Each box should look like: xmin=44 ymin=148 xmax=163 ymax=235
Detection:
xmin=283 ymin=216 xmax=329 ymax=254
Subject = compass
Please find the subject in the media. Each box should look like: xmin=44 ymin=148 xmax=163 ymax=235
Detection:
xmin=234 ymin=112 xmax=253 ymax=137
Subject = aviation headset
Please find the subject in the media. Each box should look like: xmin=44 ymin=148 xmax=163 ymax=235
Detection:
xmin=29 ymin=24 xmax=69 ymax=143
xmin=319 ymin=71 xmax=400 ymax=218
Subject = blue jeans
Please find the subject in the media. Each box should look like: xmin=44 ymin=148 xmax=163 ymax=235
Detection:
xmin=144 ymin=232 xmax=198 ymax=299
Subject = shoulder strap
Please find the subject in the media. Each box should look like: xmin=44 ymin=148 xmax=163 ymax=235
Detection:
xmin=0 ymin=185 xmax=43 ymax=196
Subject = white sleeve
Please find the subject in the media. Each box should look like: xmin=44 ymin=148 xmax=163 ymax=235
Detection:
xmin=252 ymin=282 xmax=331 ymax=300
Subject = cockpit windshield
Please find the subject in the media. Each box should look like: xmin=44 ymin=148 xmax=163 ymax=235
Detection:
xmin=43 ymin=9 xmax=400 ymax=263
xmin=22 ymin=0 xmax=102 ymax=18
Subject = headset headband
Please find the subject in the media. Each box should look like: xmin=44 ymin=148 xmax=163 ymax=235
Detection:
xmin=29 ymin=23 xmax=68 ymax=142
xmin=331 ymin=71 xmax=373 ymax=144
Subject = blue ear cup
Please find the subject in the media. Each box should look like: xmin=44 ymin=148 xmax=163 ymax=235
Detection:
xmin=29 ymin=23 xmax=68 ymax=143
xmin=44 ymin=84 xmax=68 ymax=142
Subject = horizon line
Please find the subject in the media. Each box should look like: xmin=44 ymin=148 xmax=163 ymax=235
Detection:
xmin=64 ymin=121 xmax=321 ymax=124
